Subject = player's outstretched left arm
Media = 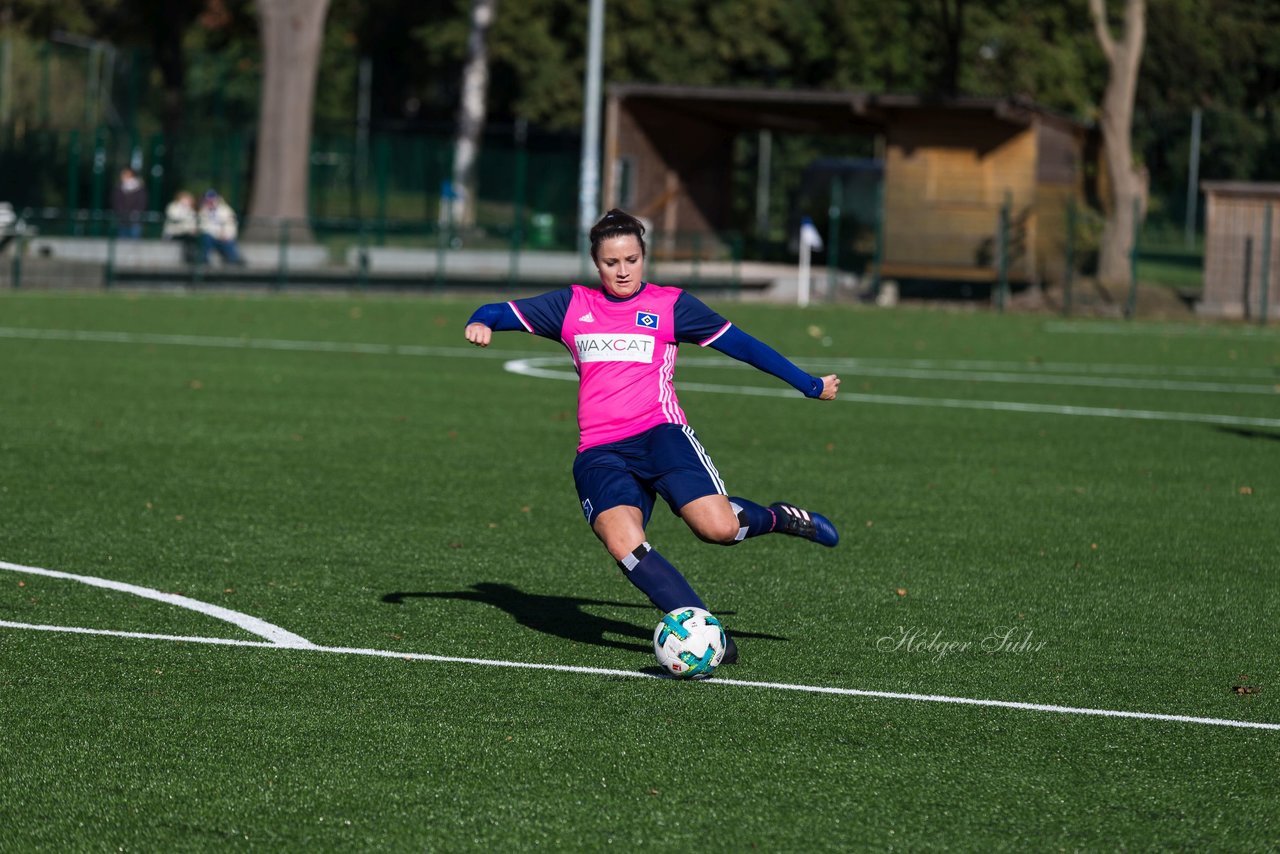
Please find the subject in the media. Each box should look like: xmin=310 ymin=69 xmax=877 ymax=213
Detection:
xmin=707 ymin=325 xmax=840 ymax=401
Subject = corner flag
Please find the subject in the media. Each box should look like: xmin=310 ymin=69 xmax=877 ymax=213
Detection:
xmin=797 ymin=216 xmax=824 ymax=307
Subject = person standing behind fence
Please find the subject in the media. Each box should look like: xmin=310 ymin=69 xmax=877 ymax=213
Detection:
xmin=111 ymin=167 xmax=147 ymax=239
xmin=197 ymin=190 xmax=246 ymax=266
xmin=163 ymin=191 xmax=200 ymax=264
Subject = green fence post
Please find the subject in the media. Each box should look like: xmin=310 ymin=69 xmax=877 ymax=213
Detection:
xmin=148 ymin=133 xmax=166 ymax=216
xmin=508 ymin=136 xmax=528 ymax=291
xmin=1242 ymin=236 xmax=1254 ymax=319
xmin=104 ymin=227 xmax=116 ymax=289
xmin=995 ymin=195 xmax=1010 ymax=312
xmin=11 ymin=232 xmax=24 ymax=289
xmin=1259 ymin=204 xmax=1273 ymax=326
xmin=39 ymin=42 xmax=51 ymax=126
xmin=731 ymin=233 xmax=742 ymax=299
xmin=228 ymin=130 xmax=247 ymax=215
xmin=871 ymin=179 xmax=885 ymax=295
xmin=1063 ymin=198 xmax=1076 ymax=317
xmin=67 ymin=130 xmax=82 ymax=233
xmin=436 ymin=201 xmax=451 ymax=291
xmin=827 ymin=176 xmax=842 ymax=300
xmin=357 ymin=223 xmax=370 ymax=292
xmin=1125 ymin=197 xmax=1140 ymax=319
xmin=91 ymin=126 xmax=108 ymax=234
xmin=374 ymin=136 xmax=390 ymax=246
xmin=435 ymin=145 xmax=454 ymax=290
xmin=275 ymin=220 xmax=290 ymax=291
xmin=691 ymin=233 xmax=701 ymax=289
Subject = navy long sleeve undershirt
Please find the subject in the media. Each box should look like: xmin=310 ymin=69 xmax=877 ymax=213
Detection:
xmin=466 ymin=291 xmax=824 ymax=399
xmin=705 ymin=325 xmax=824 ymax=398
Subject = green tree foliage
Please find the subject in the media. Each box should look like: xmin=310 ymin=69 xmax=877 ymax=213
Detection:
xmin=963 ymin=3 xmax=1103 ymax=116
xmin=6 ymin=0 xmax=1280 ymax=226
xmin=1136 ymin=0 xmax=1280 ymax=225
xmin=413 ymin=0 xmax=938 ymax=130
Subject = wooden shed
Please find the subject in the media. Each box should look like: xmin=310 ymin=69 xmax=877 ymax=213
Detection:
xmin=603 ymin=84 xmax=1095 ymax=287
xmin=1199 ymin=181 xmax=1280 ymax=320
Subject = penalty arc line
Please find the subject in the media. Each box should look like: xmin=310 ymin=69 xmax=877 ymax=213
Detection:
xmin=0 ymin=560 xmax=316 ymax=648
xmin=2 ymin=620 xmax=1277 ymax=733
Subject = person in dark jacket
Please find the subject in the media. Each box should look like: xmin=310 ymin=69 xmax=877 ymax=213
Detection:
xmin=111 ymin=167 xmax=147 ymax=239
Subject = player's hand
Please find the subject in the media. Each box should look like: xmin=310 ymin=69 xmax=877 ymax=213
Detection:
xmin=819 ymin=374 xmax=840 ymax=400
xmin=465 ymin=322 xmax=492 ymax=347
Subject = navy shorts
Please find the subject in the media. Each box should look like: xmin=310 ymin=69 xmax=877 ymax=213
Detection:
xmin=573 ymin=423 xmax=727 ymax=527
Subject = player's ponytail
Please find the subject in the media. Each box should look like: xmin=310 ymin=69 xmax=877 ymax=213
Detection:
xmin=589 ymin=209 xmax=646 ymax=262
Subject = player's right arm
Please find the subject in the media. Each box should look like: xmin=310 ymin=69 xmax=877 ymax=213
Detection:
xmin=464 ymin=288 xmax=573 ymax=346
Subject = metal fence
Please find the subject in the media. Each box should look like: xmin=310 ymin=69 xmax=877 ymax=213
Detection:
xmin=0 ymin=208 xmax=759 ymax=298
xmin=0 ymin=122 xmax=582 ymax=243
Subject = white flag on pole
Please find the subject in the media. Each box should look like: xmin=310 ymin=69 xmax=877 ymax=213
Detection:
xmin=799 ymin=216 xmax=824 ymax=252
xmin=797 ymin=216 xmax=823 ymax=307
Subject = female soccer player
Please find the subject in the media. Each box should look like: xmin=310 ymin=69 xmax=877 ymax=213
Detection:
xmin=465 ymin=209 xmax=840 ymax=663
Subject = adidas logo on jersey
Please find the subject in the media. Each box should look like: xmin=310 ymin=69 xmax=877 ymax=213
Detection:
xmin=578 ymin=312 xmax=595 ymax=323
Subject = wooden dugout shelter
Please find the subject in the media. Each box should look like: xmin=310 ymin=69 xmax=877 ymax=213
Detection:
xmin=603 ymin=83 xmax=1096 ymax=288
xmin=1199 ymin=181 xmax=1280 ymax=320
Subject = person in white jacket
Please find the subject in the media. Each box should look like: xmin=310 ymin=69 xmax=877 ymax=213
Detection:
xmin=163 ymin=191 xmax=199 ymax=264
xmin=197 ymin=190 xmax=246 ymax=266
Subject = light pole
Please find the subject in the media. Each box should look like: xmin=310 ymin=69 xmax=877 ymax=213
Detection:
xmin=577 ymin=0 xmax=604 ymax=256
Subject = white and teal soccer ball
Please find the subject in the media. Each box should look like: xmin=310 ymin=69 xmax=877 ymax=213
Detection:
xmin=653 ymin=607 xmax=726 ymax=679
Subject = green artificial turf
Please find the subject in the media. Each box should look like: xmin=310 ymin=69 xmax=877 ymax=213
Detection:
xmin=1 ymin=291 xmax=1278 ymax=850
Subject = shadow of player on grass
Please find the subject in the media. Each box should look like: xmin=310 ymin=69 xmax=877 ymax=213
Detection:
xmin=382 ymin=582 xmax=787 ymax=654
xmin=1216 ymin=426 xmax=1280 ymax=443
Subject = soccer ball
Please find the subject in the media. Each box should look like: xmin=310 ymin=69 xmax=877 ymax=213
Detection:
xmin=653 ymin=607 xmax=726 ymax=679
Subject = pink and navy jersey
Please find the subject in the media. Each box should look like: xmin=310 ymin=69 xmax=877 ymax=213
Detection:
xmin=467 ymin=282 xmax=823 ymax=452
xmin=507 ymin=283 xmax=731 ymax=451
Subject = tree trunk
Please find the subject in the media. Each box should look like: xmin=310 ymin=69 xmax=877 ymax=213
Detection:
xmin=933 ymin=0 xmax=966 ymax=98
xmin=243 ymin=0 xmax=331 ymax=244
xmin=449 ymin=0 xmax=498 ymax=229
xmin=1088 ymin=0 xmax=1146 ymax=287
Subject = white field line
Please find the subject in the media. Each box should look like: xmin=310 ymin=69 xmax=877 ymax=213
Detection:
xmin=3 ymin=325 xmax=1276 ymax=387
xmin=0 ymin=326 xmax=543 ymax=361
xmin=791 ymin=356 xmax=1279 ymax=380
xmin=1044 ymin=320 xmax=1280 ymax=339
xmin=16 ymin=323 xmax=1274 ymax=417
xmin=0 ymin=560 xmax=316 ymax=648
xmin=685 ymin=358 xmax=1278 ymax=395
xmin=0 ymin=620 xmax=286 ymax=649
xmin=2 ymin=617 xmax=1276 ymax=732
xmin=505 ymin=357 xmax=1280 ymax=430
xmin=4 ymin=327 xmax=1275 ymax=729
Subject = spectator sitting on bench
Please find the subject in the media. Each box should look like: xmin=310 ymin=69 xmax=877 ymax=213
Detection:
xmin=162 ymin=191 xmax=200 ymax=264
xmin=197 ymin=189 xmax=246 ymax=266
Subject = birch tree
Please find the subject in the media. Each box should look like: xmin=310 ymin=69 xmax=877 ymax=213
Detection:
xmin=243 ymin=0 xmax=331 ymax=243
xmin=448 ymin=0 xmax=497 ymax=228
xmin=1088 ymin=0 xmax=1146 ymax=286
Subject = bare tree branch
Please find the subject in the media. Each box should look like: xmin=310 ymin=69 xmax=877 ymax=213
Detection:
xmin=1088 ymin=0 xmax=1115 ymax=63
